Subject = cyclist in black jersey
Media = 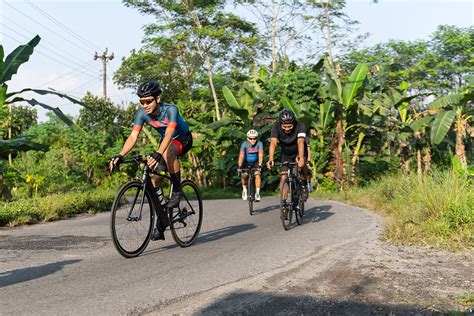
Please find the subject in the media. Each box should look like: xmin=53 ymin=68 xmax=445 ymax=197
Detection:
xmin=266 ymin=109 xmax=310 ymax=201
xmin=109 ymin=80 xmax=192 ymax=214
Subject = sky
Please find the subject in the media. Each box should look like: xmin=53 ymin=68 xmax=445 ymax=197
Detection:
xmin=1 ymin=0 xmax=473 ymax=122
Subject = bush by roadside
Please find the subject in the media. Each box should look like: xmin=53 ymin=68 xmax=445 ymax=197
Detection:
xmin=314 ymin=171 xmax=474 ymax=251
xmin=0 ymin=188 xmax=116 ymax=227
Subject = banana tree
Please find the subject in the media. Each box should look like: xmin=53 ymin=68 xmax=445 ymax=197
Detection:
xmin=1 ymin=35 xmax=88 ymax=199
xmin=428 ymin=86 xmax=474 ymax=168
xmin=323 ymin=59 xmax=368 ymax=189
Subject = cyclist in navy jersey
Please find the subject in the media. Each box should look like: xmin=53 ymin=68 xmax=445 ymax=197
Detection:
xmin=109 ymin=80 xmax=192 ymax=216
xmin=237 ymin=129 xmax=263 ymax=201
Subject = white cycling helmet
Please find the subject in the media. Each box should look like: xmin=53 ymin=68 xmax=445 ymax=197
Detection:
xmin=246 ymin=129 xmax=259 ymax=138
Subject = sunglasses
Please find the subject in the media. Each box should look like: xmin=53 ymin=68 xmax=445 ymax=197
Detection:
xmin=248 ymin=137 xmax=257 ymax=141
xmin=140 ymin=98 xmax=155 ymax=105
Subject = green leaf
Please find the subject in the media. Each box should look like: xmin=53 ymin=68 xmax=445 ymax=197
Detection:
xmin=0 ymin=137 xmax=48 ymax=152
xmin=323 ymin=58 xmax=342 ymax=103
xmin=428 ymin=94 xmax=461 ymax=109
xmin=0 ymin=45 xmax=4 ymax=81
xmin=280 ymin=96 xmax=300 ymax=116
xmin=6 ymin=88 xmax=89 ymax=109
xmin=2 ymin=35 xmax=41 ymax=83
xmin=409 ymin=116 xmax=433 ymax=132
xmin=222 ymin=86 xmax=249 ymax=124
xmin=24 ymin=98 xmax=76 ymax=126
xmin=430 ymin=110 xmax=456 ymax=144
xmin=342 ymin=63 xmax=368 ymax=109
xmin=0 ymin=84 xmax=6 ymax=107
xmin=207 ymin=118 xmax=238 ymax=130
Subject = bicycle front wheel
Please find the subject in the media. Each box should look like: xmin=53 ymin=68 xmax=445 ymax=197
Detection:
xmin=248 ymin=176 xmax=254 ymax=216
xmin=280 ymin=181 xmax=293 ymax=230
xmin=169 ymin=180 xmax=203 ymax=247
xmin=110 ymin=180 xmax=154 ymax=258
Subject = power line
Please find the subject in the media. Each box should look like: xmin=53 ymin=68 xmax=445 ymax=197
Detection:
xmin=1 ymin=32 xmax=99 ymax=81
xmin=25 ymin=0 xmax=102 ymax=52
xmin=1 ymin=25 xmax=98 ymax=78
xmin=3 ymin=1 xmax=94 ymax=56
xmin=36 ymin=64 xmax=98 ymax=88
xmin=2 ymin=15 xmax=97 ymax=70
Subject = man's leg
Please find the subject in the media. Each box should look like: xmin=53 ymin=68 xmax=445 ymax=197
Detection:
xmin=254 ymin=171 xmax=261 ymax=201
xmin=163 ymin=142 xmax=183 ymax=207
xmin=241 ymin=172 xmax=248 ymax=200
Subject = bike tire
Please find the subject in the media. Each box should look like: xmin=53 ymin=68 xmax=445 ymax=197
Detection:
xmin=110 ymin=180 xmax=154 ymax=258
xmin=248 ymin=175 xmax=254 ymax=216
xmin=169 ymin=180 xmax=203 ymax=247
xmin=280 ymin=181 xmax=293 ymax=230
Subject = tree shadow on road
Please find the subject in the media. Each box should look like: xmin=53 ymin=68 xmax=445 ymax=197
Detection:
xmin=193 ymin=290 xmax=436 ymax=315
xmin=0 ymin=259 xmax=81 ymax=288
xmin=302 ymin=204 xmax=334 ymax=224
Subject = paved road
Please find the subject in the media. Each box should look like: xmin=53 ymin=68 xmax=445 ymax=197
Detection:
xmin=0 ymin=197 xmax=380 ymax=315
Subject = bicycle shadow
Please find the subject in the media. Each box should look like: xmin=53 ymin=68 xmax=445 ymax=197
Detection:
xmin=144 ymin=223 xmax=258 ymax=256
xmin=196 ymin=223 xmax=257 ymax=244
xmin=301 ymin=204 xmax=334 ymax=224
xmin=252 ymin=204 xmax=279 ymax=214
xmin=0 ymin=259 xmax=81 ymax=288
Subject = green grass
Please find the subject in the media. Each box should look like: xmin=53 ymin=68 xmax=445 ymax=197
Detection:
xmin=0 ymin=188 xmax=116 ymax=227
xmin=314 ymin=171 xmax=474 ymax=251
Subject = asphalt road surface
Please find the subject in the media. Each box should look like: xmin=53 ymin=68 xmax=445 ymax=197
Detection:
xmin=0 ymin=197 xmax=381 ymax=315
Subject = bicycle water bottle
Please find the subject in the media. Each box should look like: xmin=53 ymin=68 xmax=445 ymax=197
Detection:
xmin=156 ymin=188 xmax=167 ymax=206
xmin=307 ymin=182 xmax=312 ymax=192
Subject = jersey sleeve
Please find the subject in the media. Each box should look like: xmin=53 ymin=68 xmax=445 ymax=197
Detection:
xmin=257 ymin=141 xmax=264 ymax=153
xmin=270 ymin=123 xmax=279 ymax=138
xmin=297 ymin=122 xmax=306 ymax=138
xmin=239 ymin=142 xmax=246 ymax=154
xmin=166 ymin=106 xmax=178 ymax=129
xmin=132 ymin=109 xmax=145 ymax=132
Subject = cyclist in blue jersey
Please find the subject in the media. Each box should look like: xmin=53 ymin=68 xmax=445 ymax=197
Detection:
xmin=237 ymin=129 xmax=263 ymax=202
xmin=109 ymin=80 xmax=192 ymax=239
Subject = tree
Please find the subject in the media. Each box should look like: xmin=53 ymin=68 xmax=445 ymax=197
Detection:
xmin=120 ymin=0 xmax=261 ymax=120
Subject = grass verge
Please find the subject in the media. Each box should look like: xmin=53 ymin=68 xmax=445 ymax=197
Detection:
xmin=0 ymin=188 xmax=116 ymax=227
xmin=314 ymin=171 xmax=474 ymax=251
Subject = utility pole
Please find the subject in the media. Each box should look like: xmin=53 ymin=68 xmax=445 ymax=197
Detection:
xmin=94 ymin=48 xmax=114 ymax=100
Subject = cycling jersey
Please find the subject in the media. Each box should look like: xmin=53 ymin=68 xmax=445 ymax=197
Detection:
xmin=132 ymin=102 xmax=189 ymax=139
xmin=270 ymin=121 xmax=306 ymax=156
xmin=240 ymin=140 xmax=263 ymax=164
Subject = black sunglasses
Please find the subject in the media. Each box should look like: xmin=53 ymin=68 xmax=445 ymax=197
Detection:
xmin=140 ymin=98 xmax=155 ymax=105
xmin=248 ymin=137 xmax=257 ymax=141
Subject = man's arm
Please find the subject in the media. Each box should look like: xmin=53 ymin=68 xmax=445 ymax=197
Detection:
xmin=120 ymin=129 xmax=140 ymax=156
xmin=258 ymin=141 xmax=264 ymax=166
xmin=266 ymin=137 xmax=278 ymax=169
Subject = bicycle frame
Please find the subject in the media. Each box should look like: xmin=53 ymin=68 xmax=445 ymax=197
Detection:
xmin=280 ymin=162 xmax=301 ymax=209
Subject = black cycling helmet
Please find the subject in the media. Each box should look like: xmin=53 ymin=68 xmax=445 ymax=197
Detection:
xmin=279 ymin=109 xmax=295 ymax=124
xmin=137 ymin=80 xmax=162 ymax=98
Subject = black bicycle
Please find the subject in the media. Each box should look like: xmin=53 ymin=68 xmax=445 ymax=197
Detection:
xmin=279 ymin=162 xmax=305 ymax=230
xmin=245 ymin=165 xmax=259 ymax=216
xmin=110 ymin=155 xmax=203 ymax=258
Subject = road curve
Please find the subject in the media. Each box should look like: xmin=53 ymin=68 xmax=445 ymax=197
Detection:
xmin=0 ymin=197 xmax=382 ymax=315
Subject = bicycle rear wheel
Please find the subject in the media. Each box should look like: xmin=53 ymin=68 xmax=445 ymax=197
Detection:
xmin=248 ymin=175 xmax=254 ymax=216
xmin=280 ymin=181 xmax=293 ymax=230
xmin=169 ymin=180 xmax=203 ymax=247
xmin=294 ymin=185 xmax=302 ymax=225
xmin=110 ymin=180 xmax=153 ymax=258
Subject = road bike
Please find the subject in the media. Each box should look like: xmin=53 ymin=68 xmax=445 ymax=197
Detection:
xmin=245 ymin=165 xmax=258 ymax=215
xmin=279 ymin=161 xmax=305 ymax=230
xmin=110 ymin=155 xmax=203 ymax=258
